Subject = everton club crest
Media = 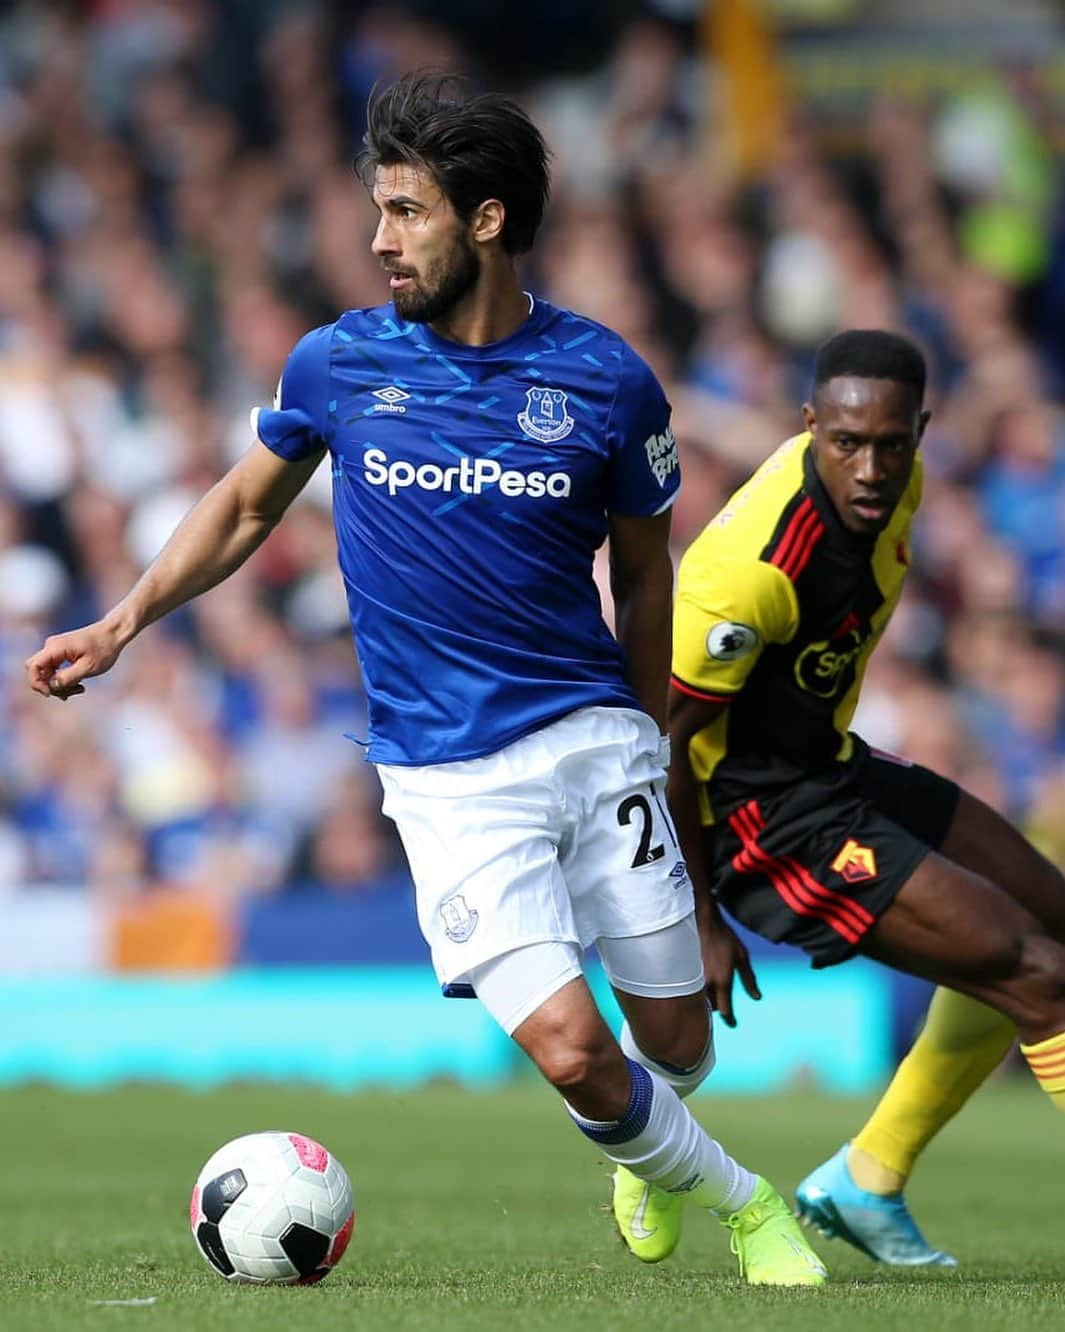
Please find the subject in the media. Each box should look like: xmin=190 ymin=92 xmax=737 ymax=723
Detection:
xmin=440 ymin=894 xmax=479 ymax=943
xmin=517 ymin=387 xmax=575 ymax=443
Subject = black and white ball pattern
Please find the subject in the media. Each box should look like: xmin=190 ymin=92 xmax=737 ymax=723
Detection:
xmin=190 ymin=1131 xmax=354 ymax=1284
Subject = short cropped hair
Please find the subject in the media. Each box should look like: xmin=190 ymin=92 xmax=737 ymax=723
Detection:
xmin=813 ymin=330 xmax=926 ymax=402
xmin=358 ymin=72 xmax=550 ymax=255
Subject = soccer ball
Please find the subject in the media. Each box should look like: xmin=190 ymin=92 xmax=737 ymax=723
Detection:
xmin=190 ymin=1131 xmax=354 ymax=1284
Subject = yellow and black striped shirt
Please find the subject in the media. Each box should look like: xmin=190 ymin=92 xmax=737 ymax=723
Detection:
xmin=673 ymin=432 xmax=921 ymax=825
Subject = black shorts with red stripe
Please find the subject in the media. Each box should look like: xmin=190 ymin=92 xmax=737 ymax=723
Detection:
xmin=703 ymin=736 xmax=961 ymax=967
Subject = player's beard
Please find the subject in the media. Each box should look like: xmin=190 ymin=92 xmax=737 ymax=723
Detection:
xmin=392 ymin=234 xmax=480 ymax=324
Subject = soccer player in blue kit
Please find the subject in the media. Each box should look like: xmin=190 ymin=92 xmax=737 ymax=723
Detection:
xmin=26 ymin=73 xmax=824 ymax=1286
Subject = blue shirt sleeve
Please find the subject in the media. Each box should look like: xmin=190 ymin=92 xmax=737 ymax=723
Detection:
xmin=606 ymin=346 xmax=680 ymax=516
xmin=252 ymin=323 xmax=334 ymax=461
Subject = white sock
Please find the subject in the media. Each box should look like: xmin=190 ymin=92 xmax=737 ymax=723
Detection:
xmin=566 ymin=1059 xmax=755 ymax=1214
xmin=620 ymin=1008 xmax=715 ymax=1098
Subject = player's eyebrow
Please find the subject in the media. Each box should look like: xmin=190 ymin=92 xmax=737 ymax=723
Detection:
xmin=377 ymin=193 xmax=428 ymax=212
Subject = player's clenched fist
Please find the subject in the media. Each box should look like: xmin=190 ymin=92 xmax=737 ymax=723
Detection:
xmin=25 ymin=621 xmax=125 ymax=700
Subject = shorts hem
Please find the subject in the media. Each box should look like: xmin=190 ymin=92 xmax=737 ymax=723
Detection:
xmin=602 ymin=974 xmax=706 ymax=999
xmin=475 ymin=955 xmax=584 ymax=1036
xmin=591 ymin=904 xmax=696 ymax=943
xmin=434 ymin=932 xmax=578 ymax=987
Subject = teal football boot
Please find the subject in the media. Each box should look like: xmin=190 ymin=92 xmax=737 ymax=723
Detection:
xmin=796 ymin=1145 xmax=957 ymax=1267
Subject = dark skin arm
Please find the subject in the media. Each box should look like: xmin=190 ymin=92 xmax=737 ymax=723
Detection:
xmin=608 ymin=509 xmax=674 ymax=731
xmin=668 ymin=688 xmax=762 ymax=1026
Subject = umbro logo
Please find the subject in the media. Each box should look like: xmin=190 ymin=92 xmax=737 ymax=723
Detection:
xmin=370 ymin=385 xmax=410 ymax=414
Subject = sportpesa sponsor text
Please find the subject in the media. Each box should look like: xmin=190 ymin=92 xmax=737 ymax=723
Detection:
xmin=363 ymin=448 xmax=571 ymax=498
xmin=362 ymin=428 xmax=678 ymax=500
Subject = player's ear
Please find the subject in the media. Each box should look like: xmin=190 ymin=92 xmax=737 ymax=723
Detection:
xmin=917 ymin=408 xmax=931 ymax=441
xmin=471 ymin=198 xmax=505 ymax=245
xmin=801 ymin=401 xmax=816 ymax=434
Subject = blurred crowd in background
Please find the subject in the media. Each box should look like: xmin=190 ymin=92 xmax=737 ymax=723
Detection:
xmin=1 ymin=0 xmax=1063 ymax=908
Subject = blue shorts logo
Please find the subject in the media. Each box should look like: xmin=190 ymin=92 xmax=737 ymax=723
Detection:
xmin=440 ymin=894 xmax=479 ymax=943
xmin=518 ymin=387 xmax=575 ymax=443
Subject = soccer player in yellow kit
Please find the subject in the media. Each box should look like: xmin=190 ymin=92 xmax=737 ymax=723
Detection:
xmin=611 ymin=329 xmax=1065 ymax=1267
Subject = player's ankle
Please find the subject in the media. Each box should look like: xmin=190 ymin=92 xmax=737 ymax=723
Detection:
xmin=846 ymin=1144 xmax=906 ymax=1195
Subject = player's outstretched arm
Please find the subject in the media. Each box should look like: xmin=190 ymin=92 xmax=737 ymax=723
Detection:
xmin=26 ymin=440 xmax=325 ymax=700
xmin=667 ymin=689 xmax=761 ymax=1026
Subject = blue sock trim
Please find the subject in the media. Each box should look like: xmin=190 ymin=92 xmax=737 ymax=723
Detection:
xmin=572 ymin=1059 xmax=654 ymax=1145
xmin=626 ymin=1001 xmax=714 ymax=1078
xmin=653 ymin=1056 xmax=698 ymax=1076
xmin=651 ymin=1029 xmax=713 ymax=1077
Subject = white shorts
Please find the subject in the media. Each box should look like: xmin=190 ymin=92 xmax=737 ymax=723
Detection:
xmin=377 ymin=706 xmax=697 ymax=988
xmin=467 ymin=918 xmax=706 ymax=1035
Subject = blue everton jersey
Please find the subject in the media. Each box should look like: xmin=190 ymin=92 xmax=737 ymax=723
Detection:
xmin=254 ymin=296 xmax=679 ymax=765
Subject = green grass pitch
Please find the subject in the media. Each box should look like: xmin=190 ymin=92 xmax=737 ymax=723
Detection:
xmin=2 ymin=1078 xmax=1064 ymax=1332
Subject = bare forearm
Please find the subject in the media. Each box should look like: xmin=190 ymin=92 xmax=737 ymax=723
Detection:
xmin=27 ymin=442 xmax=321 ymax=700
xmin=613 ymin=554 xmax=673 ymax=731
xmin=105 ymin=479 xmax=276 ymax=645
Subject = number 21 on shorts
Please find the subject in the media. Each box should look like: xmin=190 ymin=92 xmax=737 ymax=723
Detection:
xmin=617 ymin=784 xmax=676 ymax=868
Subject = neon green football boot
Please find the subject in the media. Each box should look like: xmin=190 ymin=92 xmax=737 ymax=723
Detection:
xmin=611 ymin=1166 xmax=684 ymax=1262
xmin=722 ymin=1177 xmax=828 ymax=1286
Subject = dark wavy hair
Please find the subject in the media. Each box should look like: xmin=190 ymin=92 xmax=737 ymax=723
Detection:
xmin=357 ymin=72 xmax=551 ymax=255
xmin=813 ymin=329 xmax=927 ymax=403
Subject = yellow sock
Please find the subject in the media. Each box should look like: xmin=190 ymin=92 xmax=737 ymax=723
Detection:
xmin=849 ymin=988 xmax=1015 ymax=1192
xmin=1021 ymin=1030 xmax=1065 ymax=1109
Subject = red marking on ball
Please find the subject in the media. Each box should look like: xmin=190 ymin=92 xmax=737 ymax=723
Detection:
xmin=288 ymin=1133 xmax=328 ymax=1172
xmin=327 ymin=1211 xmax=355 ymax=1266
xmin=295 ymin=1269 xmax=328 ymax=1285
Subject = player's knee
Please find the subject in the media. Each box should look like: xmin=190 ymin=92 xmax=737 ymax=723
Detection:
xmin=992 ymin=932 xmax=1065 ymax=1034
xmin=1043 ymin=860 xmax=1065 ymax=898
xmin=639 ymin=1011 xmax=711 ymax=1075
xmin=1035 ymin=863 xmax=1065 ymax=942
xmin=533 ymin=1034 xmax=617 ymax=1096
xmin=1015 ymin=934 xmax=1065 ymax=1011
xmin=620 ymin=1002 xmax=714 ymax=1098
